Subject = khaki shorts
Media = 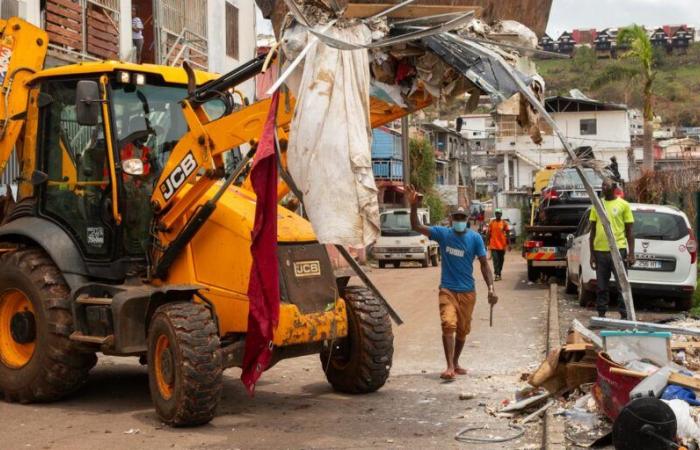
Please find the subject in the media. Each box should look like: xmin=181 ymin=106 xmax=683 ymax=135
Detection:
xmin=439 ymin=288 xmax=476 ymax=340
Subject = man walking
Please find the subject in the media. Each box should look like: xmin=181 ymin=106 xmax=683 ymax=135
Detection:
xmin=589 ymin=178 xmax=635 ymax=318
xmin=487 ymin=208 xmax=510 ymax=281
xmin=132 ymin=6 xmax=144 ymax=63
xmin=407 ymin=186 xmax=498 ymax=381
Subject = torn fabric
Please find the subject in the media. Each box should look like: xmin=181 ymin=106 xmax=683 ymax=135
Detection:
xmin=287 ymin=23 xmax=379 ymax=246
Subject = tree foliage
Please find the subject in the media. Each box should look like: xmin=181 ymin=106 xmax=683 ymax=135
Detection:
xmin=408 ymin=137 xmax=445 ymax=223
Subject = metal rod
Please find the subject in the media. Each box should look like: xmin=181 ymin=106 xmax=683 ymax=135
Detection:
xmin=455 ymin=34 xmax=637 ymax=321
xmin=334 ymin=244 xmax=404 ymax=325
xmin=590 ymin=317 xmax=700 ymax=337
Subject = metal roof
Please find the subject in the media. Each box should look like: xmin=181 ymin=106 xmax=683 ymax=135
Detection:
xmin=545 ymin=96 xmax=627 ymax=113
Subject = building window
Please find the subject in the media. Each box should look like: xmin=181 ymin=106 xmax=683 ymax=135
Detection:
xmin=580 ymin=118 xmax=597 ymax=135
xmin=225 ymin=3 xmax=239 ymax=59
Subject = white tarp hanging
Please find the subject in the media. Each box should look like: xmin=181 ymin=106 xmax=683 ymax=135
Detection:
xmin=287 ymin=24 xmax=380 ymax=247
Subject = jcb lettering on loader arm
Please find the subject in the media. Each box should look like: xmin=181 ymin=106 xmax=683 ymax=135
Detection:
xmin=159 ymin=150 xmax=197 ymax=200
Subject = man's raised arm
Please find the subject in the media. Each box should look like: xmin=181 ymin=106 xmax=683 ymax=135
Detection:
xmin=406 ymin=185 xmax=430 ymax=237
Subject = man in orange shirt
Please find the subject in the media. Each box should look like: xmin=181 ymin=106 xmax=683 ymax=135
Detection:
xmin=487 ymin=208 xmax=510 ymax=281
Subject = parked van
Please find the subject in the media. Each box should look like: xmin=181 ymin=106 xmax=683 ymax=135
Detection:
xmin=373 ymin=209 xmax=440 ymax=268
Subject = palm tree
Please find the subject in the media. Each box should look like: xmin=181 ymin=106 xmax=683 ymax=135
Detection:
xmin=591 ymin=25 xmax=656 ymax=172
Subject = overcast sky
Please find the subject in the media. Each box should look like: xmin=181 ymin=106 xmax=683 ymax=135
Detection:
xmin=547 ymin=0 xmax=700 ymax=38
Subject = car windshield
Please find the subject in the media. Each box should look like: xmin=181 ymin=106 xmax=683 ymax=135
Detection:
xmin=633 ymin=211 xmax=689 ymax=241
xmin=552 ymin=169 xmax=603 ymax=190
xmin=380 ymin=212 xmax=421 ymax=236
xmin=110 ymin=79 xmax=225 ymax=179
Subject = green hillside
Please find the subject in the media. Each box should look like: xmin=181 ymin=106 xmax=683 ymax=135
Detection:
xmin=535 ymin=43 xmax=700 ymax=126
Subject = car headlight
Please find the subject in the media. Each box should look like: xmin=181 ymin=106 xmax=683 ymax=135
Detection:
xmin=409 ymin=247 xmax=424 ymax=253
xmin=373 ymin=247 xmax=386 ymax=253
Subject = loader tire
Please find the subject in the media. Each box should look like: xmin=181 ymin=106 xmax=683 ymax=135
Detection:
xmin=321 ymin=286 xmax=393 ymax=394
xmin=148 ymin=302 xmax=222 ymax=427
xmin=0 ymin=248 xmax=96 ymax=403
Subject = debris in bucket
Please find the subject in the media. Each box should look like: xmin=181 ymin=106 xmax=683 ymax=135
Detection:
xmin=269 ymin=0 xmax=546 ymax=247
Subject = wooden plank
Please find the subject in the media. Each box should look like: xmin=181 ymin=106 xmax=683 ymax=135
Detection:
xmin=88 ymin=16 xmax=116 ymax=34
xmin=563 ymin=343 xmax=594 ymax=353
xmin=45 ymin=24 xmax=83 ymax=47
xmin=87 ymin=23 xmax=118 ymax=42
xmin=610 ymin=367 xmax=700 ymax=391
xmin=49 ymin=0 xmax=82 ymax=13
xmin=672 ymin=341 xmax=700 ymax=350
xmin=46 ymin=12 xmax=81 ymax=29
xmin=87 ymin=40 xmax=118 ymax=55
xmin=88 ymin=8 xmax=117 ymax=30
xmin=46 ymin=2 xmax=82 ymax=21
xmin=344 ymin=3 xmax=481 ymax=19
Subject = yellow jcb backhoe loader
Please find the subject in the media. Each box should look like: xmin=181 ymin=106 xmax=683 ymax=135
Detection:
xmin=0 ymin=18 xmax=425 ymax=426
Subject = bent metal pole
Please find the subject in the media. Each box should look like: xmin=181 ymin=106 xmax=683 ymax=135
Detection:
xmin=453 ymin=35 xmax=637 ymax=321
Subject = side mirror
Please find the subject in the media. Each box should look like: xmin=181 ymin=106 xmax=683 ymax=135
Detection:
xmin=121 ymin=158 xmax=144 ymax=176
xmin=76 ymin=80 xmax=100 ymax=126
xmin=566 ymin=233 xmax=575 ymax=249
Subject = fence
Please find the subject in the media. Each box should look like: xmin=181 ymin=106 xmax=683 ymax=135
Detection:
xmin=372 ymin=159 xmax=403 ymax=181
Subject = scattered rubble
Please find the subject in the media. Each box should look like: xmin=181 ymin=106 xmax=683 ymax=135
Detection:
xmin=525 ymin=316 xmax=700 ymax=449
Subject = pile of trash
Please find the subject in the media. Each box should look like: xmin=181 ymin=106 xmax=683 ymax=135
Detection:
xmin=525 ymin=317 xmax=700 ymax=449
xmin=263 ymin=0 xmax=548 ymax=247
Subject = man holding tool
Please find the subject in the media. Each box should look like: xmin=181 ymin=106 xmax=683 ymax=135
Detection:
xmin=407 ymin=185 xmax=498 ymax=380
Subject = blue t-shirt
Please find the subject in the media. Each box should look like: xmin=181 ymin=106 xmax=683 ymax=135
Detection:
xmin=429 ymin=226 xmax=486 ymax=292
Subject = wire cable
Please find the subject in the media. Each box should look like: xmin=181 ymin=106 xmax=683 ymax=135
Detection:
xmin=454 ymin=423 xmax=526 ymax=444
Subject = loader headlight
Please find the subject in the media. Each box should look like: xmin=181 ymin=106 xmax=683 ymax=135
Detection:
xmin=373 ymin=247 xmax=387 ymax=253
xmin=409 ymin=247 xmax=424 ymax=253
xmin=134 ymin=73 xmax=146 ymax=85
xmin=117 ymin=71 xmax=130 ymax=84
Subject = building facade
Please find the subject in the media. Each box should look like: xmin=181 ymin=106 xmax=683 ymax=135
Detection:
xmin=494 ymin=96 xmax=632 ymax=192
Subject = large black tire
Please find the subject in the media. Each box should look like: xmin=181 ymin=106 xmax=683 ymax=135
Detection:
xmin=676 ymin=295 xmax=694 ymax=311
xmin=321 ymin=286 xmax=393 ymax=394
xmin=147 ymin=302 xmax=222 ymax=427
xmin=392 ymin=261 xmax=400 ymax=268
xmin=578 ymin=272 xmax=597 ymax=307
xmin=0 ymin=248 xmax=96 ymax=403
xmin=527 ymin=261 xmax=539 ymax=283
xmin=565 ymin=267 xmax=577 ymax=294
xmin=378 ymin=261 xmax=386 ymax=269
xmin=421 ymin=254 xmax=429 ymax=268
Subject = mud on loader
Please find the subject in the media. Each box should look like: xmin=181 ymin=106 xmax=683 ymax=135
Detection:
xmin=0 ymin=18 xmax=403 ymax=426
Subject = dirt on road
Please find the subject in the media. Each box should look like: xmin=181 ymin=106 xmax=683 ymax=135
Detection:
xmin=0 ymin=256 xmax=551 ymax=450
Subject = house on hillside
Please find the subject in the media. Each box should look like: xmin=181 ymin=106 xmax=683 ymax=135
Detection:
xmin=572 ymin=29 xmax=596 ymax=47
xmin=557 ymin=31 xmax=576 ymax=54
xmin=594 ymin=28 xmax=615 ymax=58
xmin=539 ymin=34 xmax=556 ymax=52
xmin=494 ymin=96 xmax=632 ymax=193
xmin=650 ymin=27 xmax=671 ymax=51
xmin=670 ymin=25 xmax=694 ymax=52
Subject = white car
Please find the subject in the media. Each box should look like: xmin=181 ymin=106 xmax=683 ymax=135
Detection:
xmin=373 ymin=209 xmax=440 ymax=268
xmin=565 ymin=203 xmax=697 ymax=310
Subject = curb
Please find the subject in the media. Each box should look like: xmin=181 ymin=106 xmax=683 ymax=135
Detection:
xmin=543 ymin=283 xmax=567 ymax=450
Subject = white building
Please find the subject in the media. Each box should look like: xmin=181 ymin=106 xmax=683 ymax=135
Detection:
xmin=0 ymin=0 xmax=256 ymax=98
xmin=628 ymin=109 xmax=644 ymax=137
xmin=495 ymin=96 xmax=632 ymax=191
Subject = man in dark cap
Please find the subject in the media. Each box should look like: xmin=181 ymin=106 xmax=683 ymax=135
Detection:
xmin=406 ymin=185 xmax=498 ymax=380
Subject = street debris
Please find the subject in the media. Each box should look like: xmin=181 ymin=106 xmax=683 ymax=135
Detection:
xmin=523 ymin=316 xmax=700 ymax=448
xmin=273 ymin=0 xmax=545 ymax=247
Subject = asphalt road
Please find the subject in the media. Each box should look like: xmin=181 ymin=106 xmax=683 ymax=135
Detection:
xmin=0 ymin=255 xmax=551 ymax=450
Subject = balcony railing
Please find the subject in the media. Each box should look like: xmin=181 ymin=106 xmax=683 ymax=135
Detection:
xmin=373 ymin=159 xmax=403 ymax=181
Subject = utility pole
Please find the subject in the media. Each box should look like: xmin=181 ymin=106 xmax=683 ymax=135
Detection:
xmin=401 ymin=116 xmax=410 ymax=207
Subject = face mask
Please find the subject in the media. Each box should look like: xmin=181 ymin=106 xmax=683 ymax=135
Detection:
xmin=453 ymin=221 xmax=467 ymax=233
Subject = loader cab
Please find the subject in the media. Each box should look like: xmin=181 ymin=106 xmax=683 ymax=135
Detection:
xmin=30 ymin=67 xmax=223 ymax=278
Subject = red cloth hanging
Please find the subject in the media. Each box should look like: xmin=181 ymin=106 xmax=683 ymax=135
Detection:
xmin=241 ymin=92 xmax=281 ymax=395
